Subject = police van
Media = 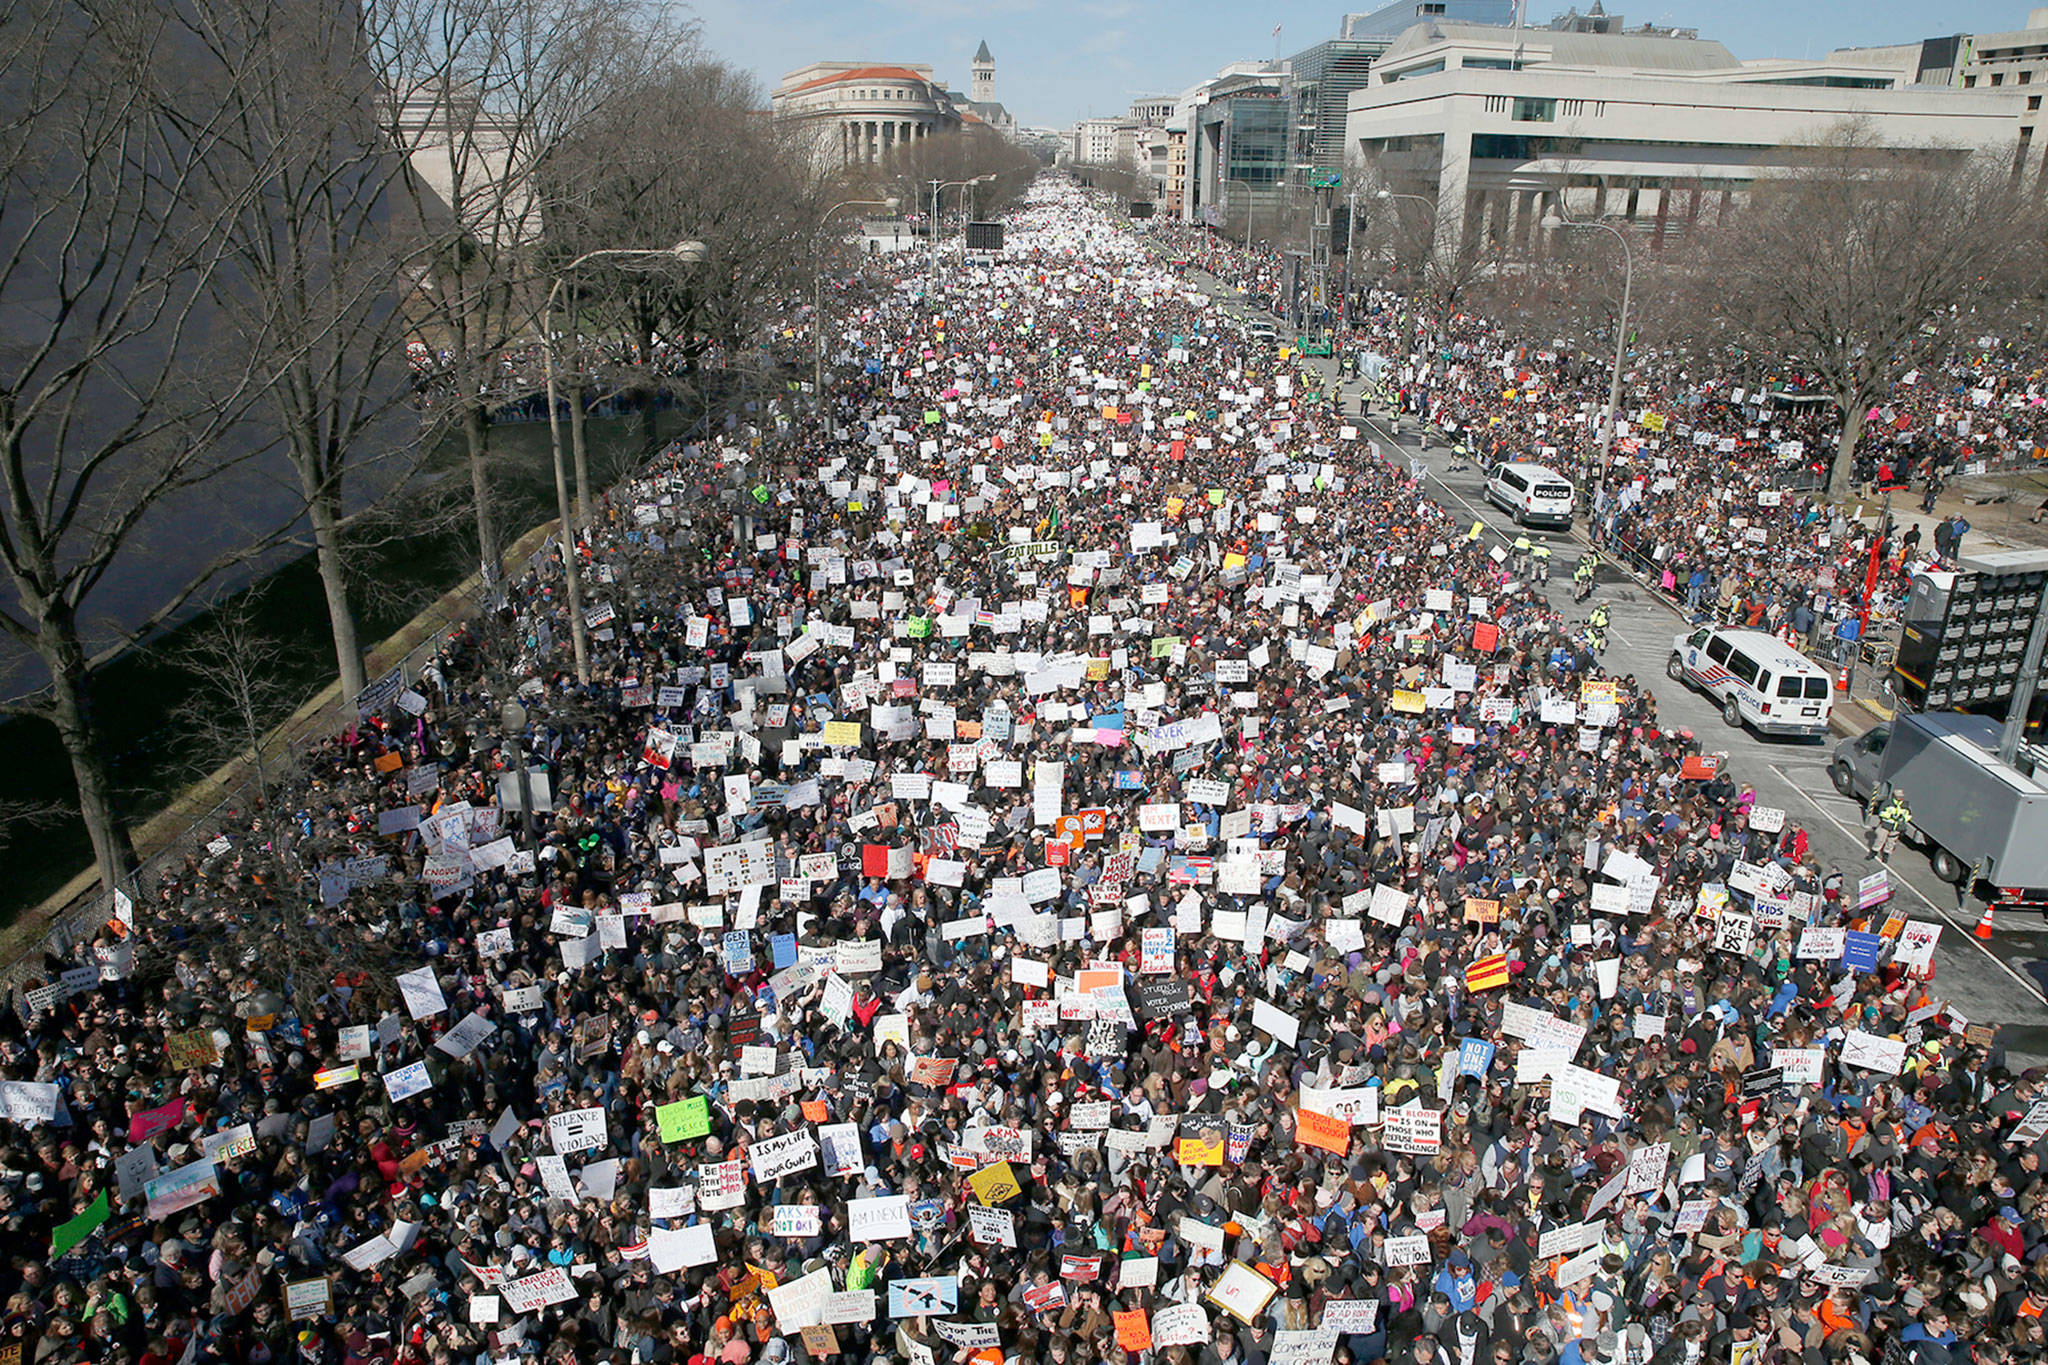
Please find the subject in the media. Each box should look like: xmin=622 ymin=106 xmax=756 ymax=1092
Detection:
xmin=1667 ymin=626 xmax=1834 ymax=737
xmin=1484 ymin=461 xmax=1575 ymax=529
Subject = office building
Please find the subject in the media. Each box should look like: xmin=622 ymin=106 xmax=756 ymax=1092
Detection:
xmin=1345 ymin=16 xmax=2031 ymax=253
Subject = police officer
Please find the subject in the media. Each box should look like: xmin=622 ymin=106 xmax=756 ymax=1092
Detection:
xmin=1531 ymin=541 xmax=1552 ymax=585
xmin=1512 ymin=532 xmax=1533 ymax=578
xmin=1870 ymin=788 xmax=1912 ymax=863
xmin=1573 ymin=550 xmax=1601 ymax=603
xmin=1586 ymin=602 xmax=1610 ymax=653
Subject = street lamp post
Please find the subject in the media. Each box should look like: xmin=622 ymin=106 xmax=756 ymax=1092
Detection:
xmin=815 ymin=196 xmax=899 ymax=412
xmin=500 ymin=698 xmax=536 ymax=839
xmin=545 ymin=240 xmax=706 ymax=684
xmin=1542 ymin=208 xmax=1633 ymax=493
xmin=928 ymin=176 xmax=994 ymax=288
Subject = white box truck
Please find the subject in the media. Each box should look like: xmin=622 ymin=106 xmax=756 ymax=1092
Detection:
xmin=1830 ymin=711 xmax=2048 ymax=905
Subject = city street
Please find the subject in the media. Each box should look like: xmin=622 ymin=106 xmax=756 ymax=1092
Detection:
xmin=1162 ymin=247 xmax=2048 ymax=1061
xmin=1370 ymin=399 xmax=2048 ymax=1059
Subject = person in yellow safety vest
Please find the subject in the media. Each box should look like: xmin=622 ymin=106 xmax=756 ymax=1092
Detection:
xmin=1573 ymin=551 xmax=1600 ymax=602
xmin=1531 ymin=543 xmax=1553 ymax=583
xmin=1870 ymin=789 xmax=1912 ymax=863
xmin=1512 ymin=533 xmax=1532 ymax=575
xmin=1588 ymin=604 xmax=1609 ymax=632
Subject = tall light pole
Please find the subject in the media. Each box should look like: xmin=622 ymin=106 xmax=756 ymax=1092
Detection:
xmin=1341 ymin=186 xmax=1356 ymax=331
xmin=815 ymin=196 xmax=899 ymax=411
xmin=545 ymin=240 xmax=706 ymax=684
xmin=929 ymin=176 xmax=994 ymax=288
xmin=1542 ymin=208 xmax=1633 ymax=493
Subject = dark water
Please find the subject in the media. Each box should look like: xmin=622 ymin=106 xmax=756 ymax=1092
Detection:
xmin=0 ymin=408 xmax=691 ymax=920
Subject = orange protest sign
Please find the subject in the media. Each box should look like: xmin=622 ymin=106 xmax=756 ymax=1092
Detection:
xmin=1114 ymin=1309 xmax=1153 ymax=1353
xmin=801 ymin=1100 xmax=829 ymax=1123
xmin=1295 ymin=1108 xmax=1350 ymax=1155
xmin=373 ymin=751 xmax=403 ymax=773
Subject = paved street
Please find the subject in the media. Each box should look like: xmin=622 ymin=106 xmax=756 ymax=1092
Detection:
xmin=1160 ymin=244 xmax=2048 ymax=1061
xmin=1372 ymin=389 xmax=2048 ymax=1058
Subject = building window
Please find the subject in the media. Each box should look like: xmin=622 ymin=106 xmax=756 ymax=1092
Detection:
xmin=1512 ymin=97 xmax=1556 ymax=122
xmin=2032 ymin=95 xmax=2043 ymax=110
xmin=1965 ymin=74 xmax=1978 ymax=87
xmin=1993 ymin=72 xmax=2005 ymax=85
xmin=2022 ymin=71 xmax=2034 ymax=84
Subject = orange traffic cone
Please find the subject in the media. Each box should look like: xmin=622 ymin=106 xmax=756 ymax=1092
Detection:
xmin=1973 ymin=902 xmax=1996 ymax=940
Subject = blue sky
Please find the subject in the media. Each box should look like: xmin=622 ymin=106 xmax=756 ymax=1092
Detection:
xmin=682 ymin=0 xmax=2036 ymax=130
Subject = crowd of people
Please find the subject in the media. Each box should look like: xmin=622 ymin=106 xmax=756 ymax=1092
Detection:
xmin=1 ymin=179 xmax=2044 ymax=1365
xmin=1149 ymin=219 xmax=2048 ymax=658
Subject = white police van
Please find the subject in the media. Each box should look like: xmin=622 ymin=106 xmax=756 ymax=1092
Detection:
xmin=1667 ymin=625 xmax=1834 ymax=737
xmin=1484 ymin=461 xmax=1575 ymax=530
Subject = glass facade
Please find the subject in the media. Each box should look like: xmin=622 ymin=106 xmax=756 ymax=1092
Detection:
xmin=1225 ymin=97 xmax=1291 ymax=185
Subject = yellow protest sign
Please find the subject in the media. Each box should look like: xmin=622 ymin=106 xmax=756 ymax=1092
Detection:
xmin=1391 ymin=690 xmax=1426 ymax=714
xmin=822 ymin=721 xmax=863 ymax=747
xmin=969 ymin=1161 xmax=1021 ymax=1206
xmin=1468 ymin=521 xmax=1484 ymax=540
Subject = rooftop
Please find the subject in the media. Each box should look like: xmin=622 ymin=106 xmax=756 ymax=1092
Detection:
xmin=1381 ymin=20 xmax=1737 ymax=71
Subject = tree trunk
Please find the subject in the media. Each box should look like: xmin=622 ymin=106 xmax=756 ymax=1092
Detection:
xmin=464 ymin=401 xmax=499 ymax=582
xmin=569 ymin=375 xmax=591 ymax=532
xmin=1828 ymin=395 xmax=1869 ymax=506
xmin=41 ymin=615 xmax=136 ymax=899
xmin=306 ymin=483 xmax=366 ymax=703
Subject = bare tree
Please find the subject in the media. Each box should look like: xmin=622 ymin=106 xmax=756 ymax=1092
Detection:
xmin=0 ymin=0 xmax=317 ymax=896
xmin=1346 ymin=163 xmax=1502 ymax=334
xmin=1679 ymin=125 xmax=2029 ymax=503
xmin=166 ymin=596 xmax=304 ymax=806
xmin=538 ymin=54 xmax=820 ymax=490
xmin=177 ymin=0 xmax=423 ymax=704
xmin=866 ymin=130 xmax=1043 ymax=229
xmin=367 ymin=0 xmax=681 ymax=581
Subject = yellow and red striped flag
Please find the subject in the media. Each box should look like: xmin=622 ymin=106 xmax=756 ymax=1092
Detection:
xmin=1465 ymin=953 xmax=1510 ymax=992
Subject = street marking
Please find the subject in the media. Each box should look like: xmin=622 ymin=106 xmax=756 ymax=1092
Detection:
xmin=1771 ymin=762 xmax=2047 ymax=1004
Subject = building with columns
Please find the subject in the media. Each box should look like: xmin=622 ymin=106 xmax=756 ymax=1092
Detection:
xmin=771 ymin=61 xmax=964 ymax=171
